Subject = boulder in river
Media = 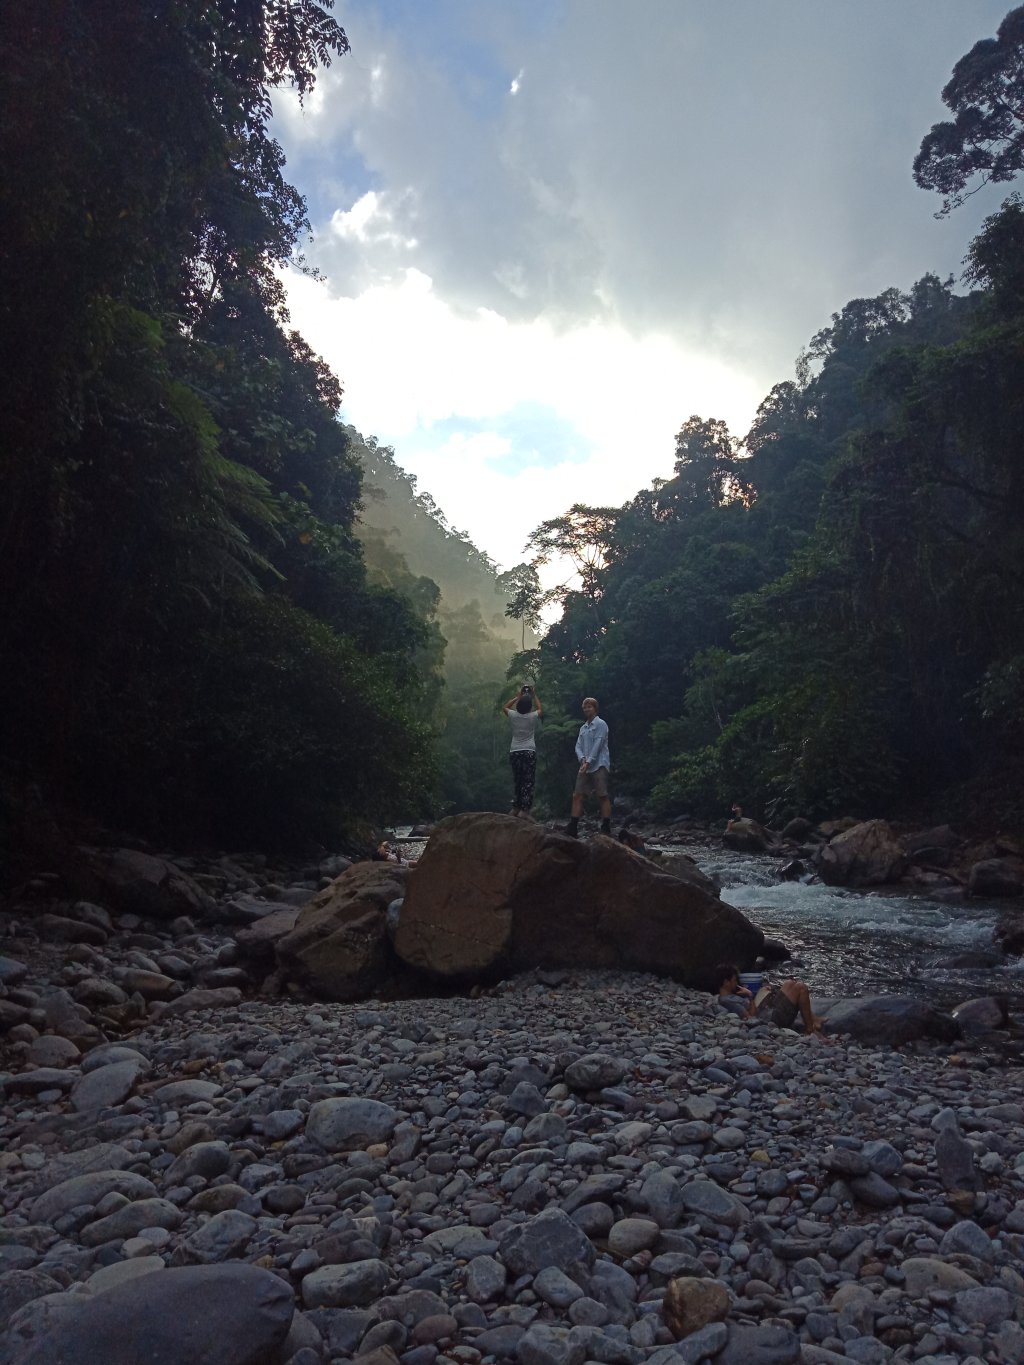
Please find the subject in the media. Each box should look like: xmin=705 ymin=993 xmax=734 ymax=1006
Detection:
xmin=818 ymin=995 xmax=959 ymax=1045
xmin=722 ymin=817 xmax=775 ymax=853
xmin=392 ymin=812 xmax=762 ymax=986
xmin=816 ymin=819 xmax=907 ymax=887
xmin=968 ymin=856 xmax=1024 ymax=898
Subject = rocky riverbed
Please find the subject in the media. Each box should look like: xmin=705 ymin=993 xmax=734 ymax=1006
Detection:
xmin=3 ymin=959 xmax=1024 ymax=1365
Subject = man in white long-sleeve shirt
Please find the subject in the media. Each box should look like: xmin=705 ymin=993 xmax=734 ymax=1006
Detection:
xmin=564 ymin=696 xmax=612 ymax=838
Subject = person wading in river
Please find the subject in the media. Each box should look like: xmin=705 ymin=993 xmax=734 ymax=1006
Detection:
xmin=501 ymin=683 xmax=542 ymax=818
xmin=564 ymin=697 xmax=611 ymax=838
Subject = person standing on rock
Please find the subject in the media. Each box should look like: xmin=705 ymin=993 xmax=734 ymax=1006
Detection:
xmin=564 ymin=696 xmax=611 ymax=838
xmin=501 ymin=683 xmax=542 ymax=818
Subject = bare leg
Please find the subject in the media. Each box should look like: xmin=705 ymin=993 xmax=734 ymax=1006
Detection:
xmin=599 ymin=795 xmax=612 ymax=820
xmin=780 ymin=980 xmax=824 ymax=1033
xmin=571 ymin=793 xmax=584 ymax=817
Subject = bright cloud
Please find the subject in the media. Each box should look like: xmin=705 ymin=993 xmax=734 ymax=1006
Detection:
xmin=283 ymin=266 xmax=764 ymax=574
xmin=272 ymin=0 xmax=1011 ymax=585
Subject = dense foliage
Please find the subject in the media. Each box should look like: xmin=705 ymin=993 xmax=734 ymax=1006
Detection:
xmin=528 ymin=235 xmax=1024 ymax=826
xmin=0 ymin=1 xmax=440 ymax=847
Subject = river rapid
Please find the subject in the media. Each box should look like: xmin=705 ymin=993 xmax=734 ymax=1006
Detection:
xmin=686 ymin=841 xmax=1021 ymax=1011
xmin=393 ymin=826 xmax=1023 ymax=1014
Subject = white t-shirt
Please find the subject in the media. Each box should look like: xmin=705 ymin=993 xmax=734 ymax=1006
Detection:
xmin=508 ymin=709 xmax=540 ymax=752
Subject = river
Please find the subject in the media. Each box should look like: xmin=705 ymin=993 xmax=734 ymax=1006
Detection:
xmin=392 ymin=828 xmax=1023 ymax=1013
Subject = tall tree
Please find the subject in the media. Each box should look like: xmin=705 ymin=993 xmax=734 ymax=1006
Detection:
xmin=913 ymin=5 xmax=1024 ymax=214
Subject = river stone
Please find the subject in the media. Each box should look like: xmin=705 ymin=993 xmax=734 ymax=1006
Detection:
xmin=679 ymin=1180 xmax=748 ymax=1227
xmin=534 ymin=1267 xmax=585 ymax=1308
xmin=465 ymin=1255 xmax=507 ymax=1303
xmin=717 ymin=1321 xmax=801 ymax=1364
xmin=951 ymin=996 xmax=1008 ymax=1035
xmin=952 ymin=1285 xmax=1013 ymax=1327
xmin=517 ymin=1322 xmax=586 ymax=1365
xmin=4 ymin=1262 xmax=293 ymax=1364
xmin=70 ymin=1058 xmax=147 ymax=1112
xmin=80 ymin=1198 xmax=183 ymax=1246
xmin=31 ymin=1170 xmax=158 ymax=1224
xmin=80 ymin=1044 xmax=150 ymax=1073
xmin=0 ymin=955 xmax=28 ymax=985
xmin=301 ymin=1258 xmax=390 ymax=1308
xmin=178 ymin=1210 xmax=256 ymax=1263
xmin=608 ymin=1217 xmax=660 ymax=1256
xmin=25 ymin=1036 xmax=81 ymax=1069
xmin=564 ymin=1054 xmax=629 ymax=1091
xmin=816 ymin=820 xmax=906 ymax=887
xmin=393 ymin=812 xmax=762 ymax=985
xmin=968 ymin=856 xmax=1024 ymax=897
xmin=675 ymin=1322 xmax=730 ymax=1364
xmin=935 ymin=1125 xmax=979 ymax=1191
xmin=151 ymin=1079 xmax=223 ymax=1105
xmin=642 ymin=1169 xmax=686 ymax=1227
xmin=165 ymin=1141 xmax=232 ymax=1184
xmin=82 ymin=1257 xmax=166 ymax=1295
xmin=22 ymin=1144 xmax=134 ymax=1198
xmin=939 ymin=1221 xmax=994 ymax=1262
xmin=154 ymin=988 xmax=242 ymax=1021
xmin=499 ymin=1207 xmax=596 ymax=1278
xmin=663 ymin=1276 xmax=730 ymax=1339
xmin=234 ymin=907 xmax=300 ymax=965
xmin=5 ymin=1068 xmax=76 ymax=1095
xmin=306 ymin=1097 xmax=400 ymax=1151
xmin=900 ymin=1257 xmax=980 ymax=1295
xmin=0 ymin=1270 xmax=63 ymax=1330
xmin=861 ymin=1139 xmax=902 ymax=1177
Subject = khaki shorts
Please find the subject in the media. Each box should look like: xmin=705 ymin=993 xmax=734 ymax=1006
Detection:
xmin=574 ymin=766 xmax=609 ymax=798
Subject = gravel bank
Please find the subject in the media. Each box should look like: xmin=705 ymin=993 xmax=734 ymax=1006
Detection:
xmin=3 ymin=968 xmax=1024 ymax=1364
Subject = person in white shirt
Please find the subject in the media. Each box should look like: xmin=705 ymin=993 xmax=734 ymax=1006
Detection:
xmin=564 ymin=696 xmax=611 ymax=838
xmin=501 ymin=683 xmax=542 ymax=817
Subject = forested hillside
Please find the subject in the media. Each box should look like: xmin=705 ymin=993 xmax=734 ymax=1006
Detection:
xmin=524 ymin=6 xmax=1024 ymax=830
xmin=530 ymin=236 xmax=1024 ymax=826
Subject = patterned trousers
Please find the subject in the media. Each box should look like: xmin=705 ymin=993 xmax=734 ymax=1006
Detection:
xmin=509 ymin=750 xmax=537 ymax=811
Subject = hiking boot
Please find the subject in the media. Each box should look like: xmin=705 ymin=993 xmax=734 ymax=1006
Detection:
xmin=563 ymin=818 xmax=579 ymax=838
xmin=600 ymin=819 xmax=612 ymax=836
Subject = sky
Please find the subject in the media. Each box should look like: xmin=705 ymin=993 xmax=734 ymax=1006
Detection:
xmin=272 ymin=0 xmax=1011 ymax=580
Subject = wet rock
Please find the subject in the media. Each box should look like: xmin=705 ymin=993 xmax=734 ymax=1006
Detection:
xmin=816 ymin=819 xmax=906 ymax=887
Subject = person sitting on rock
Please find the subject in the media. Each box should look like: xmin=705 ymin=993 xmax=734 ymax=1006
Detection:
xmin=714 ymin=962 xmax=825 ymax=1034
xmin=374 ymin=841 xmax=402 ymax=864
xmin=725 ymin=802 xmax=743 ymax=831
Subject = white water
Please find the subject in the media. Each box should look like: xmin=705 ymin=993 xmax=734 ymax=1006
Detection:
xmin=694 ymin=845 xmax=1020 ymax=1008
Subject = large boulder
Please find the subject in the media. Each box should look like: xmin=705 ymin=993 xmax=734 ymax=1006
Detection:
xmin=75 ymin=847 xmax=214 ymax=921
xmin=816 ymin=819 xmax=907 ymax=887
xmin=818 ymin=995 xmax=959 ymax=1045
xmin=276 ymin=862 xmax=407 ymax=1000
xmin=722 ymin=817 xmax=775 ymax=853
xmin=968 ymin=856 xmax=1024 ymax=898
xmin=392 ymin=813 xmax=762 ymax=986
